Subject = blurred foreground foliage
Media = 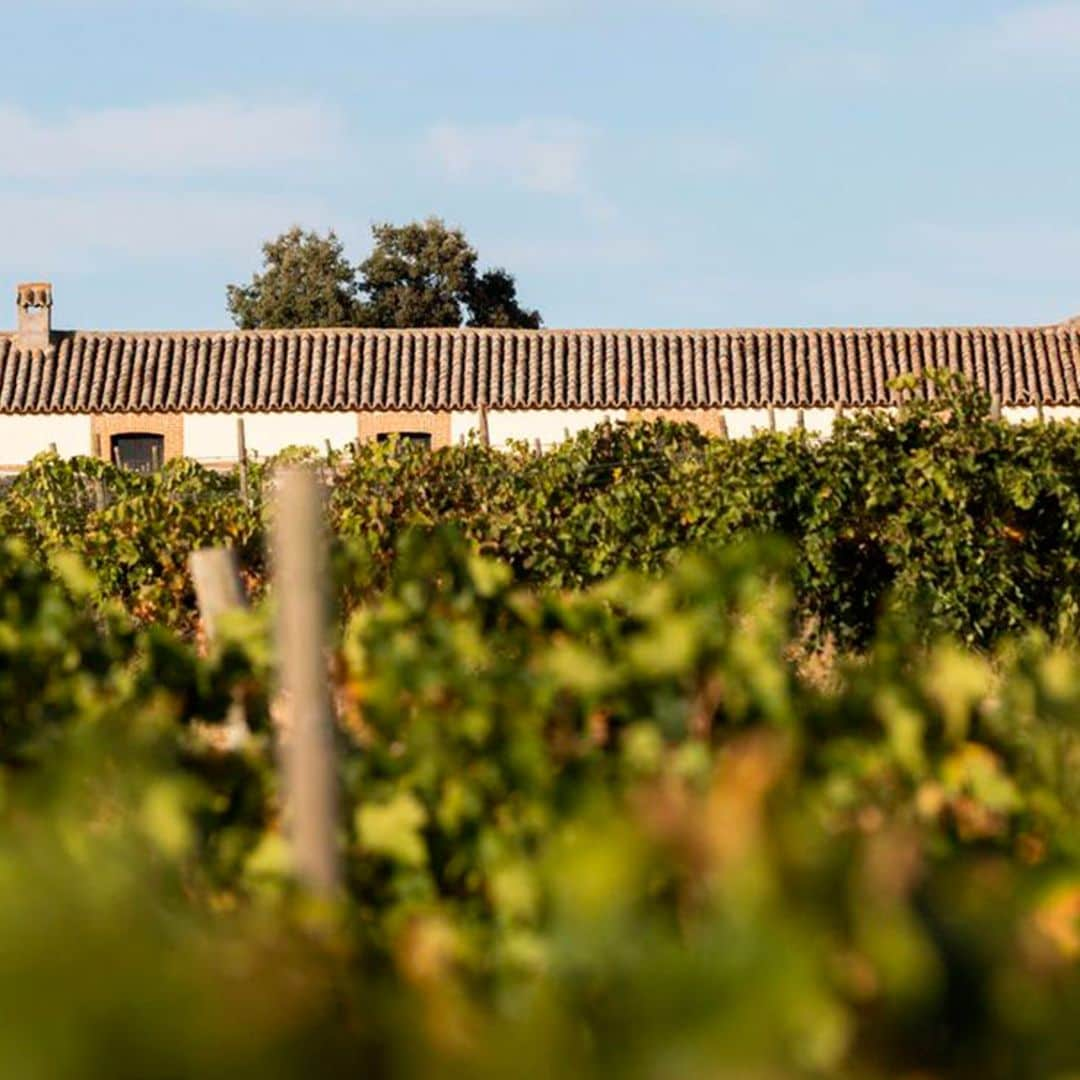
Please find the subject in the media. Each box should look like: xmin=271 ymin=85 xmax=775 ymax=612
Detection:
xmin=0 ymin=525 xmax=1077 ymax=1077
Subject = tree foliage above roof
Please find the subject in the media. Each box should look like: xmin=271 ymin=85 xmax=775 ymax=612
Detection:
xmin=227 ymin=218 xmax=541 ymax=331
xmin=226 ymin=227 xmax=360 ymax=331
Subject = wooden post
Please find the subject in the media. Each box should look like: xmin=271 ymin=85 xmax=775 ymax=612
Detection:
xmin=237 ymin=418 xmax=250 ymax=508
xmin=272 ymin=468 xmax=341 ymax=899
xmin=48 ymin=442 xmax=58 ymax=456
xmin=325 ymin=438 xmax=333 ymax=459
xmin=767 ymin=404 xmax=777 ymax=432
xmin=190 ymin=547 xmax=250 ymax=746
xmin=534 ymin=438 xmax=542 ymax=455
xmin=478 ymin=405 xmax=491 ymax=448
xmin=91 ymin=433 xmax=107 ymax=511
xmin=990 ymin=392 xmax=1003 ymax=422
xmin=795 ymin=408 xmax=806 ymax=432
xmin=716 ymin=413 xmax=729 ymax=440
xmin=190 ymin=547 xmax=248 ymax=642
xmin=1036 ymin=399 xmax=1045 ymax=424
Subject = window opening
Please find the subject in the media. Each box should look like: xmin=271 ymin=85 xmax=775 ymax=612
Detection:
xmin=376 ymin=432 xmax=432 ymax=450
xmin=111 ymin=433 xmax=164 ymax=473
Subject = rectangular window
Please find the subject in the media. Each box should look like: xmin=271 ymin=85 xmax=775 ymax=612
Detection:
xmin=111 ymin=433 xmax=164 ymax=473
xmin=376 ymin=432 xmax=432 ymax=450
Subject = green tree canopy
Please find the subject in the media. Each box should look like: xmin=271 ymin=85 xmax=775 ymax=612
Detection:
xmin=226 ymin=227 xmax=359 ymax=331
xmin=227 ymin=218 xmax=541 ymax=331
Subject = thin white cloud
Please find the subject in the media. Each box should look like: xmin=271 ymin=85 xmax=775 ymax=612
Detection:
xmin=114 ymin=0 xmax=863 ymax=16
xmin=0 ymin=101 xmax=342 ymax=179
xmin=800 ymin=221 xmax=1080 ymax=326
xmin=986 ymin=1 xmax=1080 ymax=55
xmin=898 ymin=222 xmax=1080 ymax=279
xmin=0 ymin=192 xmax=332 ymax=272
xmin=187 ymin=0 xmax=551 ymax=11
xmin=424 ymin=120 xmax=588 ymax=194
xmin=658 ymin=134 xmax=752 ymax=174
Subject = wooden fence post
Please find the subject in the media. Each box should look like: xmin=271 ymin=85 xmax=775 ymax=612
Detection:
xmin=767 ymin=404 xmax=777 ymax=432
xmin=716 ymin=413 xmax=729 ymax=440
xmin=272 ymin=467 xmax=342 ymax=899
xmin=478 ymin=405 xmax=491 ymax=448
xmin=190 ymin=547 xmax=248 ymax=641
xmin=795 ymin=408 xmax=806 ymax=432
xmin=237 ymin=418 xmax=250 ymax=508
xmin=990 ymin=392 xmax=1003 ymax=422
xmin=189 ymin=547 xmax=250 ymax=746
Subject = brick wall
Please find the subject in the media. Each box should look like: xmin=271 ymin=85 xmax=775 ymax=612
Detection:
xmin=627 ymin=408 xmax=730 ymax=437
xmin=91 ymin=413 xmax=184 ymax=462
xmin=357 ymin=411 xmax=452 ymax=449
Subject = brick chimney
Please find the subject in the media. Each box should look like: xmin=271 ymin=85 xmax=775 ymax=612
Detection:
xmin=15 ymin=282 xmax=53 ymax=351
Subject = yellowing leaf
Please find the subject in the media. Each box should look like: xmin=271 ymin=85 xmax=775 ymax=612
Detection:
xmin=357 ymin=792 xmax=429 ymax=867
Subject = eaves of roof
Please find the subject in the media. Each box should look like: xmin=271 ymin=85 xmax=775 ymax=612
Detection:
xmin=0 ymin=324 xmax=1077 ymax=414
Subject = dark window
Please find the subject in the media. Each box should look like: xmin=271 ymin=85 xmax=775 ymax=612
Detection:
xmin=111 ymin=433 xmax=164 ymax=473
xmin=376 ymin=432 xmax=432 ymax=450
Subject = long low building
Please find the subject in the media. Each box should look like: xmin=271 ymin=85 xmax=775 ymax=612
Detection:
xmin=2 ymin=282 xmax=1079 ymax=470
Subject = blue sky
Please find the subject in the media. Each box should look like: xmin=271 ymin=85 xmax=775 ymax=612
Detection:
xmin=2 ymin=0 xmax=1079 ymax=330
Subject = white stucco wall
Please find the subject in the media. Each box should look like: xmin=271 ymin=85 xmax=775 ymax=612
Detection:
xmin=452 ymin=409 xmax=629 ymax=448
xmin=1004 ymin=406 xmax=1080 ymax=424
xmin=723 ymin=409 xmax=774 ymax=438
xmin=0 ymin=415 xmax=90 ymax=467
xmin=183 ymin=412 xmax=360 ymax=461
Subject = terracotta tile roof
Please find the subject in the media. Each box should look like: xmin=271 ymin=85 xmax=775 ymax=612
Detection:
xmin=0 ymin=324 xmax=1077 ymax=414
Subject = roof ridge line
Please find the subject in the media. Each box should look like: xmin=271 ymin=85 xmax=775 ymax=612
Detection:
xmin=2 ymin=323 xmax=1076 ymax=339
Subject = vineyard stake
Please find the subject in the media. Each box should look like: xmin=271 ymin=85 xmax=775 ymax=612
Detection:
xmin=91 ymin=432 xmax=107 ymax=509
xmin=190 ymin=547 xmax=250 ymax=746
xmin=190 ymin=547 xmax=248 ymax=641
xmin=237 ymin=418 xmax=250 ymax=509
xmin=272 ymin=467 xmax=342 ymax=899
